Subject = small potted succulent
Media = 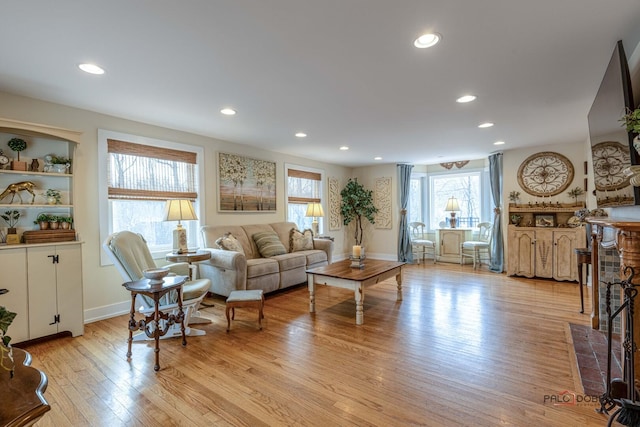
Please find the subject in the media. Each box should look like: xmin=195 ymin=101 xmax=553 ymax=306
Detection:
xmin=34 ymin=213 xmax=50 ymax=230
xmin=60 ymin=216 xmax=73 ymax=230
xmin=48 ymin=215 xmax=60 ymax=230
xmin=509 ymin=190 xmax=521 ymax=205
xmin=45 ymin=189 xmax=61 ymax=205
xmin=0 ymin=305 xmax=17 ymax=378
xmin=7 ymin=138 xmax=27 ymax=171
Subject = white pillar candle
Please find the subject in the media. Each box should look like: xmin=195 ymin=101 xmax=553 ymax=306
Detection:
xmin=352 ymin=245 xmax=361 ymax=258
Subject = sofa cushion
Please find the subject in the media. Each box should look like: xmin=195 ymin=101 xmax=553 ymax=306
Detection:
xmin=272 ymin=252 xmax=307 ymax=271
xmin=290 ymin=228 xmax=314 ymax=252
xmin=246 ymin=258 xmax=280 ymax=279
xmin=252 ymin=231 xmax=287 ymax=257
xmin=215 ymin=232 xmax=245 ymax=255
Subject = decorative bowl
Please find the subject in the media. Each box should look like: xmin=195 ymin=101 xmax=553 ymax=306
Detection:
xmin=142 ymin=267 xmax=170 ymax=284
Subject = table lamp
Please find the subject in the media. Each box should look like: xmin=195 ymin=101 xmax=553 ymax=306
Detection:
xmin=444 ymin=196 xmax=460 ymax=228
xmin=163 ymin=199 xmax=198 ymax=253
xmin=305 ymin=202 xmax=324 ymax=236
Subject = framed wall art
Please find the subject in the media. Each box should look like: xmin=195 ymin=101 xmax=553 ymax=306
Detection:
xmin=218 ymin=152 xmax=276 ymax=212
xmin=534 ymin=213 xmax=556 ymax=228
xmin=374 ymin=176 xmax=392 ymax=229
xmin=328 ymin=176 xmax=341 ymax=230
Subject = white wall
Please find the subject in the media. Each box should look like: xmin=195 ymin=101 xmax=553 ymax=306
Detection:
xmin=0 ymin=91 xmax=353 ymax=322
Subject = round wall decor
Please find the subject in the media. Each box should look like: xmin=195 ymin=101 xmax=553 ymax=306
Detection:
xmin=591 ymin=141 xmax=631 ymax=191
xmin=517 ymin=151 xmax=574 ymax=196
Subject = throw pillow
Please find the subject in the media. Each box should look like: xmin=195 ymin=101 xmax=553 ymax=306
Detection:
xmin=215 ymin=232 xmax=245 ymax=255
xmin=252 ymin=231 xmax=287 ymax=257
xmin=290 ymin=228 xmax=314 ymax=252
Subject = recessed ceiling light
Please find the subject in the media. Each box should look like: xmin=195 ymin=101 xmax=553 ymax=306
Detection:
xmin=220 ymin=108 xmax=236 ymax=116
xmin=295 ymin=132 xmax=307 ymax=138
xmin=78 ymin=63 xmax=105 ymax=75
xmin=456 ymin=95 xmax=476 ymax=103
xmin=478 ymin=122 xmax=494 ymax=128
xmin=414 ymin=33 xmax=441 ymax=49
xmin=339 ymin=146 xmax=349 ymax=151
xmin=374 ymin=156 xmax=382 ymax=161
xmin=494 ymin=141 xmax=505 ymax=145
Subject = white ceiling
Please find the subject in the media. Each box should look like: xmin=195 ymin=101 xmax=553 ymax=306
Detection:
xmin=1 ymin=1 xmax=640 ymax=167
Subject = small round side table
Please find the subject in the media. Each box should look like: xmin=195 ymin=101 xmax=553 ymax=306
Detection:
xmin=165 ymin=250 xmax=211 ymax=280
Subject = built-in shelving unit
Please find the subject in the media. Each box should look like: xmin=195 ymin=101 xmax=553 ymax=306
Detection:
xmin=0 ymin=118 xmax=83 ymax=343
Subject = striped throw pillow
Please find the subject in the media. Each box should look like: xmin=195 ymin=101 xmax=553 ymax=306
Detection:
xmin=252 ymin=231 xmax=287 ymax=258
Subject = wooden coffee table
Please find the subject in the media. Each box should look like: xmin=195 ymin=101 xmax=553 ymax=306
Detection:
xmin=306 ymin=259 xmax=405 ymax=325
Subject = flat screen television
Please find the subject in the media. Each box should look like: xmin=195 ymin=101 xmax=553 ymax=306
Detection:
xmin=588 ymin=40 xmax=638 ymax=208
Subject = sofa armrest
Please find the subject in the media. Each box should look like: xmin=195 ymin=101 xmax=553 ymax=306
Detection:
xmin=313 ymin=239 xmax=333 ymax=264
xmin=198 ymin=248 xmax=248 ymax=296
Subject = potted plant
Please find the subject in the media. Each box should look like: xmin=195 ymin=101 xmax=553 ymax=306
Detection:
xmin=621 ymin=108 xmax=640 ymax=155
xmin=1 ymin=210 xmax=20 ymax=234
xmin=7 ymin=138 xmax=27 ymax=171
xmin=49 ymin=155 xmax=71 ymax=174
xmin=567 ymin=186 xmax=585 ymax=206
xmin=48 ymin=215 xmax=60 ymax=230
xmin=0 ymin=306 xmax=17 ymax=378
xmin=60 ymin=215 xmax=73 ymax=230
xmin=45 ymin=189 xmax=61 ymax=205
xmin=340 ymin=178 xmax=378 ymax=246
xmin=621 ymin=107 xmax=640 ymax=134
xmin=34 ymin=213 xmax=50 ymax=230
xmin=509 ymin=191 xmax=520 ymax=205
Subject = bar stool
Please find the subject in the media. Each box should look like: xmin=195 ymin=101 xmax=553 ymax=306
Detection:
xmin=574 ymin=247 xmax=592 ymax=313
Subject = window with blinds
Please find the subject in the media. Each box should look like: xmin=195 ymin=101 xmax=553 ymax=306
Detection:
xmin=286 ymin=165 xmax=324 ymax=232
xmin=99 ymin=130 xmax=204 ymax=264
xmin=107 ymin=139 xmax=197 ymax=201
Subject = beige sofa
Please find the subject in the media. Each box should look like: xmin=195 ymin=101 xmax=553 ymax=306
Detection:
xmin=199 ymin=222 xmax=333 ymax=297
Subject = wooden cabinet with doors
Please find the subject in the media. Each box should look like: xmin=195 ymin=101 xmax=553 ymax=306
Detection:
xmin=507 ymin=225 xmax=585 ymax=281
xmin=436 ymin=228 xmax=472 ymax=263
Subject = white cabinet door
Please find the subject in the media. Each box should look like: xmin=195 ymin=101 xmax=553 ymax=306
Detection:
xmin=0 ymin=248 xmax=29 ymax=343
xmin=437 ymin=229 xmax=471 ymax=263
xmin=534 ymin=229 xmax=554 ymax=279
xmin=27 ymin=244 xmax=83 ymax=339
xmin=553 ymin=229 xmax=585 ymax=282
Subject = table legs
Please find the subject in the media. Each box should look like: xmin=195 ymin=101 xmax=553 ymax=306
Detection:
xmin=355 ymin=283 xmax=364 ymax=325
xmin=308 ymin=274 xmax=316 ymax=313
xmin=396 ymin=270 xmax=403 ymax=301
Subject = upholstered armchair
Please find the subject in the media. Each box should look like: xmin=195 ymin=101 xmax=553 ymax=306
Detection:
xmin=103 ymin=231 xmax=211 ymax=340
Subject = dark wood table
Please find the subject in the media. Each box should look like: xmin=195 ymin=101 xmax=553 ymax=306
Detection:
xmin=165 ymin=250 xmax=211 ymax=280
xmin=306 ymin=259 xmax=405 ymax=325
xmin=122 ymin=276 xmax=187 ymax=371
xmin=1 ymin=347 xmax=50 ymax=427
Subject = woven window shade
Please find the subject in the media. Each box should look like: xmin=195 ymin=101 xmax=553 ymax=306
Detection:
xmin=288 ymin=169 xmax=321 ymax=181
xmin=107 ymin=139 xmax=198 ymax=201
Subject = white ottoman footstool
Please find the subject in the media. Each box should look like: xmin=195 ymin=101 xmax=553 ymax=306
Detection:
xmin=225 ymin=290 xmax=265 ymax=332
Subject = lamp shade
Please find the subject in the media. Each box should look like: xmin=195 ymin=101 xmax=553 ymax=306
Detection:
xmin=444 ymin=197 xmax=460 ymax=212
xmin=163 ymin=199 xmax=198 ymax=222
xmin=305 ymin=203 xmax=324 ymax=218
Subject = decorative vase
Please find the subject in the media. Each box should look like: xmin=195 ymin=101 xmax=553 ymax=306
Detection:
xmin=39 ymin=221 xmax=49 ymax=230
xmin=47 ymin=196 xmax=57 ymax=205
xmin=30 ymin=158 xmax=39 ymax=172
xmin=49 ymin=221 xmax=59 ymax=230
xmin=51 ymin=164 xmax=70 ymax=174
xmin=61 ymin=222 xmax=70 ymax=230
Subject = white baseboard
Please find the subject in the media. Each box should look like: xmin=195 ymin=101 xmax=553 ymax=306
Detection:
xmin=84 ymin=300 xmax=130 ymax=324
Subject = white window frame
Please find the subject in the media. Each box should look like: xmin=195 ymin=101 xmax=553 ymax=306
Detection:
xmin=426 ymin=167 xmax=490 ymax=232
xmin=98 ymin=129 xmax=205 ymax=265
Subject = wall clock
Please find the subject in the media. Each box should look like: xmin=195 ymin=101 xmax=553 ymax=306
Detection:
xmin=517 ymin=151 xmax=574 ymax=196
xmin=591 ymin=141 xmax=631 ymax=191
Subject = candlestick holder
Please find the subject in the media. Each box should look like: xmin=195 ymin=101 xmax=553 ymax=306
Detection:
xmin=349 ymin=255 xmax=366 ymax=269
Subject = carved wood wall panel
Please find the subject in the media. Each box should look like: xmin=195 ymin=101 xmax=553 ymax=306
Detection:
xmin=374 ymin=177 xmax=392 ymax=229
xmin=328 ymin=177 xmax=341 ymax=231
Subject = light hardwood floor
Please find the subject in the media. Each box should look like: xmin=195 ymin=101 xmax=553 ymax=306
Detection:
xmin=21 ymin=262 xmax=613 ymax=426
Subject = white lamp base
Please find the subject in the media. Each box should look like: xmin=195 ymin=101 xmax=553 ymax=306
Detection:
xmin=173 ymin=224 xmax=188 ymax=253
xmin=311 ymin=220 xmax=319 ymax=237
